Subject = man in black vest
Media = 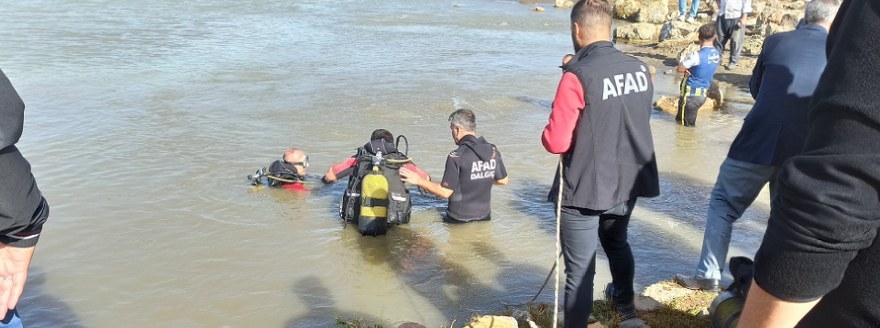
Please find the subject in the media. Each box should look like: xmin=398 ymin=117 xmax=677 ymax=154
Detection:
xmin=541 ymin=1 xmax=659 ymax=327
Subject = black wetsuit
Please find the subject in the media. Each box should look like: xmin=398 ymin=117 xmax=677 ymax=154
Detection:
xmin=440 ymin=135 xmax=507 ymax=223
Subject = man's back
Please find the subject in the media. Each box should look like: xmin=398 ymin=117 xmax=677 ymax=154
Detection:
xmin=729 ymin=24 xmax=829 ymax=166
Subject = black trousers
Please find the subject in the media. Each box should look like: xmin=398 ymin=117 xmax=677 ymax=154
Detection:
xmin=677 ymin=95 xmax=707 ymax=126
xmin=560 ymin=199 xmax=637 ymax=328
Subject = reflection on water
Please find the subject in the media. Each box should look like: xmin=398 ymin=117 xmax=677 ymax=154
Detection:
xmin=3 ymin=1 xmax=767 ymax=327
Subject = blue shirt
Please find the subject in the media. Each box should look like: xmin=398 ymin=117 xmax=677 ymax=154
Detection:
xmin=727 ymin=24 xmax=829 ymax=165
xmin=681 ymin=46 xmax=720 ymax=94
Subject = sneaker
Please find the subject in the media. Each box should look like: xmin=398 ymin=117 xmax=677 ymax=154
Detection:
xmin=673 ymin=274 xmax=722 ymax=291
xmin=686 ymin=16 xmax=695 ymax=23
xmin=678 ymin=14 xmax=686 ymax=22
xmin=727 ymin=62 xmax=738 ymax=70
xmin=604 ymin=283 xmax=638 ymax=320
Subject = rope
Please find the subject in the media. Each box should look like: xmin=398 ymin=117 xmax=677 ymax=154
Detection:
xmin=553 ymin=156 xmax=564 ymax=327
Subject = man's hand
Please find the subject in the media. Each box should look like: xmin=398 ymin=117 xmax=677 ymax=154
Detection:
xmin=0 ymin=245 xmax=35 ymax=318
xmin=399 ymin=168 xmax=424 ymax=186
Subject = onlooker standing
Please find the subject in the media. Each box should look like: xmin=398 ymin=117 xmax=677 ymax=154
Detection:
xmin=675 ymin=23 xmax=720 ymax=126
xmin=542 ymin=0 xmax=659 ymax=326
xmin=400 ymin=109 xmax=508 ymax=223
xmin=674 ymin=0 xmax=839 ymax=291
xmin=739 ymin=0 xmax=880 ymax=326
xmin=679 ymin=0 xmax=700 ymax=22
xmin=0 ymin=69 xmax=50 ymax=327
xmin=715 ymin=0 xmax=752 ymax=70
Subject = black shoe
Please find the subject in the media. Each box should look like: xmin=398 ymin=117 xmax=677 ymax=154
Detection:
xmin=604 ymin=283 xmax=638 ymax=320
xmin=674 ymin=274 xmax=721 ymax=291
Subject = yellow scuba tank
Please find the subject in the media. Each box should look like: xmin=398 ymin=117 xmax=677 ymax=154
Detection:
xmin=359 ymin=154 xmax=389 ymax=236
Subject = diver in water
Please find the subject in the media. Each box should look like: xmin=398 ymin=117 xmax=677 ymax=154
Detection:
xmin=248 ymin=147 xmax=310 ymax=192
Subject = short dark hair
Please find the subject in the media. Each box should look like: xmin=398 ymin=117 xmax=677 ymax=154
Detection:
xmin=698 ymin=24 xmax=716 ymax=41
xmin=448 ymin=108 xmax=476 ymax=132
xmin=571 ymin=0 xmax=613 ymax=29
xmin=370 ymin=129 xmax=393 ymax=144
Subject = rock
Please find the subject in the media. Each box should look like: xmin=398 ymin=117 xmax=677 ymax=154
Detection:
xmin=614 ymin=0 xmax=641 ymax=21
xmin=533 ymin=6 xmax=545 ymax=12
xmin=618 ymin=318 xmax=650 ymax=328
xmin=659 ymin=21 xmax=698 ymax=42
xmin=615 ymin=23 xmax=657 ymax=41
xmin=463 ymin=315 xmax=519 ymax=328
xmin=555 ymin=0 xmax=574 ymax=8
xmin=399 ymin=323 xmax=427 ymax=328
xmin=635 ymin=295 xmax=663 ymax=311
xmin=635 ymin=0 xmax=669 ymax=24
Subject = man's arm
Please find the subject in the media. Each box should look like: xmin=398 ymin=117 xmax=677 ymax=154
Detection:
xmin=321 ymin=157 xmax=357 ymax=183
xmin=678 ymin=50 xmax=699 ymax=77
xmin=748 ymin=42 xmax=767 ymax=99
xmin=400 ymin=168 xmax=452 ymax=199
xmin=740 ymin=279 xmax=821 ymax=327
xmin=542 ymin=72 xmax=584 ymax=154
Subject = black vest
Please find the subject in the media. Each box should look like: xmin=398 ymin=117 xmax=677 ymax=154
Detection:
xmin=549 ymin=41 xmax=659 ymax=210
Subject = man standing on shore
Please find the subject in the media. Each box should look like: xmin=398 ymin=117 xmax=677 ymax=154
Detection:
xmin=739 ymin=0 xmax=880 ymax=326
xmin=542 ymin=0 xmax=659 ymax=326
xmin=715 ymin=0 xmax=752 ymax=70
xmin=0 ymin=69 xmax=51 ymax=327
xmin=674 ymin=0 xmax=839 ymax=291
xmin=675 ymin=23 xmax=720 ymax=126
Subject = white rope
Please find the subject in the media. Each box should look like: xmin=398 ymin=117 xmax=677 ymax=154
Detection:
xmin=553 ymin=156 xmax=564 ymax=327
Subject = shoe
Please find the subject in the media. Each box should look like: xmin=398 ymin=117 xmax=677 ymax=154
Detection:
xmin=678 ymin=14 xmax=686 ymax=22
xmin=604 ymin=283 xmax=638 ymax=320
xmin=686 ymin=16 xmax=695 ymax=23
xmin=727 ymin=62 xmax=738 ymax=70
xmin=674 ymin=274 xmax=722 ymax=291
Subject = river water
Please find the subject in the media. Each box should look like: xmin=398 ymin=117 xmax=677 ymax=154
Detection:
xmin=2 ymin=1 xmax=769 ymax=327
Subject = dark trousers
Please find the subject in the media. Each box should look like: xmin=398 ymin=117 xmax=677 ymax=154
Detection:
xmin=715 ymin=16 xmax=745 ymax=65
xmin=560 ymin=199 xmax=636 ymax=328
xmin=677 ymin=95 xmax=707 ymax=126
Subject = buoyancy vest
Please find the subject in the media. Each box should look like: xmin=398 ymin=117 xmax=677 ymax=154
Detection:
xmin=339 ymin=139 xmax=412 ymax=235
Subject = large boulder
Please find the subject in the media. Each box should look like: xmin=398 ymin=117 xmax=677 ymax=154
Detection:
xmin=614 ymin=0 xmax=641 ymax=21
xmin=659 ymin=21 xmax=699 ymax=42
xmin=615 ymin=23 xmax=658 ymax=41
xmin=463 ymin=315 xmax=519 ymax=328
xmin=635 ymin=0 xmax=670 ymax=24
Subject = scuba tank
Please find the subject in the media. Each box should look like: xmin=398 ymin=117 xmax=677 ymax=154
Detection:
xmin=358 ymin=152 xmax=389 ymax=236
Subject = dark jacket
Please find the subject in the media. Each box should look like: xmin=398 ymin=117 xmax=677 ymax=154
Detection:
xmin=542 ymin=41 xmax=659 ymax=210
xmin=727 ymin=24 xmax=829 ymax=166
xmin=0 ymin=69 xmax=48 ymax=247
xmin=752 ymin=1 xmax=880 ymax=326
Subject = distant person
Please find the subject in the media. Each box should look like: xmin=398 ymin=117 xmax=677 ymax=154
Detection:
xmin=248 ymin=147 xmax=310 ymax=191
xmin=0 ymin=68 xmax=51 ymax=327
xmin=679 ymin=0 xmax=700 ymax=22
xmin=738 ymin=0 xmax=880 ymax=326
xmin=715 ymin=0 xmax=752 ymax=70
xmin=325 ymin=129 xmax=429 ymax=233
xmin=400 ymin=109 xmax=508 ymax=223
xmin=674 ymin=0 xmax=839 ymax=291
xmin=675 ymin=23 xmax=720 ymax=126
xmin=542 ymin=0 xmax=659 ymax=326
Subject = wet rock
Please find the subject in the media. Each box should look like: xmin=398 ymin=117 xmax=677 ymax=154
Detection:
xmin=659 ymin=21 xmax=699 ymax=42
xmin=533 ymin=6 xmax=545 ymax=12
xmin=615 ymin=23 xmax=657 ymax=41
xmin=618 ymin=318 xmax=650 ymax=328
xmin=463 ymin=315 xmax=518 ymax=328
xmin=635 ymin=295 xmax=663 ymax=311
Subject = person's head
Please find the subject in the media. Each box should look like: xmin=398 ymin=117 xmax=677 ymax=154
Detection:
xmin=804 ymin=0 xmax=841 ymax=28
xmin=569 ymin=0 xmax=613 ymax=52
xmin=282 ymin=147 xmax=308 ymax=176
xmin=448 ymin=108 xmax=476 ymax=144
xmin=370 ymin=129 xmax=394 ymax=144
xmin=698 ymin=23 xmax=716 ymax=44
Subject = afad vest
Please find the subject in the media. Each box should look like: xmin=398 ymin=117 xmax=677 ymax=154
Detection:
xmin=549 ymin=41 xmax=660 ymax=210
